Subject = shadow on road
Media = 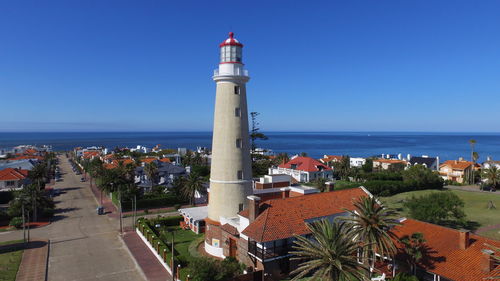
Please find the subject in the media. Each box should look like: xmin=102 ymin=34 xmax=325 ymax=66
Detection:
xmin=0 ymin=240 xmax=47 ymax=254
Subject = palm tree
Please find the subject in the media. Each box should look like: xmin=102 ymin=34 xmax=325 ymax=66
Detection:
xmin=482 ymin=166 xmax=500 ymax=191
xmin=290 ymin=219 xmax=368 ymax=281
xmin=469 ymin=139 xmax=477 ymax=184
xmin=144 ymin=161 xmax=158 ymax=191
xmin=400 ymin=232 xmax=426 ymax=275
xmin=343 ymin=196 xmax=400 ymax=276
xmin=275 ymin=153 xmax=290 ymax=165
xmin=182 ymin=172 xmax=205 ymax=206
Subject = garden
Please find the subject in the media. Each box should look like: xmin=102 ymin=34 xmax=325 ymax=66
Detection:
xmin=136 ymin=216 xmax=244 ymax=281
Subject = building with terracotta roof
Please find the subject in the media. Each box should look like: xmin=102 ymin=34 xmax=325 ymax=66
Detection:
xmin=0 ymin=168 xmax=30 ymax=190
xmin=387 ymin=218 xmax=500 ymax=281
xmin=269 ymin=156 xmax=333 ymax=183
xmin=319 ymin=155 xmax=344 ymax=167
xmin=203 ymin=187 xmax=371 ymax=279
xmin=439 ymin=160 xmax=474 ymax=183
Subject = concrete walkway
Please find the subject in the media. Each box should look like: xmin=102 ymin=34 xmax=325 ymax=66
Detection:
xmin=122 ymin=231 xmax=171 ymax=281
xmin=16 ymin=240 xmax=49 ymax=281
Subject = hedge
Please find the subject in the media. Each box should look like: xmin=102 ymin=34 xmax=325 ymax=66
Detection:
xmin=364 ymin=179 xmax=443 ymax=197
xmin=119 ymin=195 xmax=186 ymax=212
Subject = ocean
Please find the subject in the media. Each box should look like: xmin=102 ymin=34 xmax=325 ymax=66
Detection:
xmin=1 ymin=132 xmax=499 ymax=162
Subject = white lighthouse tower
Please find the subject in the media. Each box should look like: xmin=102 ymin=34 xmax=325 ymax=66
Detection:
xmin=205 ymin=32 xmax=253 ymax=257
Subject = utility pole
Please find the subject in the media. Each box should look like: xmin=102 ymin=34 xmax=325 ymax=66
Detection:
xmin=132 ymin=195 xmax=137 ymax=230
xmin=119 ymin=190 xmax=123 ymax=234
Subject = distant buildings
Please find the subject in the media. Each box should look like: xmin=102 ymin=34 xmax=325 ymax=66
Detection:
xmin=373 ymin=159 xmax=407 ymax=170
xmin=408 ymin=155 xmax=439 ymax=171
xmin=350 ymin=157 xmax=366 ymax=168
xmin=269 ymin=156 xmax=333 ymax=182
xmin=134 ymin=160 xmax=186 ymax=191
xmin=439 ymin=159 xmax=475 ymax=183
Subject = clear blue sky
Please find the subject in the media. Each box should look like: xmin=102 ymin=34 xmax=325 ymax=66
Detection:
xmin=1 ymin=0 xmax=499 ymax=132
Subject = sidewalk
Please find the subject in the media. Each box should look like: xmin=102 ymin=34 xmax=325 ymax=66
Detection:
xmin=86 ymin=177 xmax=118 ymax=216
xmin=16 ymin=240 xmax=49 ymax=281
xmin=122 ymin=231 xmax=171 ymax=281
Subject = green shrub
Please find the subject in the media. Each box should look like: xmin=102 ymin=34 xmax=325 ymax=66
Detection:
xmin=403 ymin=191 xmax=466 ymax=226
xmin=9 ymin=217 xmax=23 ymax=228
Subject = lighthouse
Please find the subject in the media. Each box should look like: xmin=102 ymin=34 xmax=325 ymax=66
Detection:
xmin=205 ymin=32 xmax=253 ymax=257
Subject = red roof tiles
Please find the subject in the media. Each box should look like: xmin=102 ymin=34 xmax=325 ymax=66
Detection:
xmin=241 ymin=188 xmax=369 ymax=242
xmin=440 ymin=160 xmax=474 ymax=170
xmin=278 ymin=156 xmax=332 ymax=172
xmin=394 ymin=219 xmax=500 ymax=280
xmin=0 ymin=168 xmax=29 ymax=181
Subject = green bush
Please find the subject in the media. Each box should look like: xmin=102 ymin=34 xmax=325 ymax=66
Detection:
xmin=403 ymin=191 xmax=466 ymax=226
xmin=187 ymin=257 xmax=244 ymax=281
xmin=9 ymin=217 xmax=23 ymax=228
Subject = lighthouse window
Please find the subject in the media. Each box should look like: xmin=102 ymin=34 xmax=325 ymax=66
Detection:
xmin=236 ymin=138 xmax=242 ymax=148
xmin=237 ymin=170 xmax=243 ymax=180
xmin=234 ymin=86 xmax=240 ymax=95
xmin=235 ymin=107 xmax=241 ymax=117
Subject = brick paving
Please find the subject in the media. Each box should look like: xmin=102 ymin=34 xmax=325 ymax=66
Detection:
xmin=16 ymin=240 xmax=49 ymax=281
xmin=122 ymin=231 xmax=171 ymax=281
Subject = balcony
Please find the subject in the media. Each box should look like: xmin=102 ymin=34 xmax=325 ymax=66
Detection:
xmin=248 ymin=240 xmax=291 ymax=260
xmin=213 ymin=68 xmax=249 ymax=77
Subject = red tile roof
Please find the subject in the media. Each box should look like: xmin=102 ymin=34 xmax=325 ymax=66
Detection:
xmin=9 ymin=155 xmax=44 ymax=161
xmin=393 ymin=219 xmax=500 ymax=280
xmin=278 ymin=156 xmax=332 ymax=172
xmin=320 ymin=155 xmax=343 ymax=163
xmin=159 ymin=158 xmax=171 ymax=163
xmin=141 ymin=157 xmax=158 ymax=164
xmin=440 ymin=160 xmax=474 ymax=170
xmin=241 ymin=187 xmax=369 ymax=242
xmin=0 ymin=168 xmax=29 ymax=181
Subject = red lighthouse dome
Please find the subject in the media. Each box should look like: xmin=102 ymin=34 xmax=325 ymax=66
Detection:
xmin=220 ymin=32 xmax=243 ymax=64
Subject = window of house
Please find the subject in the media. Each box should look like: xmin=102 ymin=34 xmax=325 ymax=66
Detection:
xmin=237 ymin=170 xmax=243 ymax=180
xmin=234 ymin=86 xmax=240 ymax=95
xmin=6 ymin=181 xmax=15 ymax=186
xmin=236 ymin=138 xmax=242 ymax=148
xmin=235 ymin=107 xmax=241 ymax=117
xmin=239 ymin=203 xmax=244 ymax=212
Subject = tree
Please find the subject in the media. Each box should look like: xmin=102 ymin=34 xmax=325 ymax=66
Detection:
xmin=469 ymin=139 xmax=477 ymax=184
xmin=250 ymin=112 xmax=268 ymax=152
xmin=402 ymin=164 xmax=443 ymax=190
xmin=313 ymin=177 xmax=327 ymax=192
xmin=27 ymin=162 xmax=48 ymax=221
xmin=400 ymin=232 xmax=426 ymax=275
xmin=182 ymin=172 xmax=205 ymax=206
xmin=333 ymin=156 xmax=351 ymax=181
xmin=392 ymin=272 xmax=419 ymax=281
xmin=274 ymin=153 xmax=290 ymax=165
xmin=187 ymin=257 xmax=244 ymax=281
xmin=403 ymin=191 xmax=466 ymax=226
xmin=144 ymin=161 xmax=159 ymax=189
xmin=362 ymin=159 xmax=373 ymax=173
xmin=482 ymin=166 xmax=500 ymax=191
xmin=8 ymin=184 xmax=55 ymax=220
xmin=343 ymin=196 xmax=400 ymax=276
xmin=290 ymin=219 xmax=368 ymax=281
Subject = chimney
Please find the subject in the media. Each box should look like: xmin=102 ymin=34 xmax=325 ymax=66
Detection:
xmin=325 ymin=181 xmax=335 ymax=192
xmin=281 ymin=189 xmax=290 ymax=198
xmin=481 ymin=249 xmax=495 ymax=273
xmin=458 ymin=229 xmax=470 ymax=250
xmin=247 ymin=195 xmax=261 ymax=223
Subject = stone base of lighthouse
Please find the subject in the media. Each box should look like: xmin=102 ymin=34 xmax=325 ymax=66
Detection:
xmin=204 ymin=218 xmax=224 ymax=258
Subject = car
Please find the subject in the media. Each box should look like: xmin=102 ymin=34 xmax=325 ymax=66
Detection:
xmin=80 ymin=178 xmax=85 ymax=182
xmin=56 ymin=177 xmax=63 ymax=182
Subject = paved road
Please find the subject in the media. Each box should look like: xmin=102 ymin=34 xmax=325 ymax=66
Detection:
xmin=0 ymin=155 xmax=146 ymax=281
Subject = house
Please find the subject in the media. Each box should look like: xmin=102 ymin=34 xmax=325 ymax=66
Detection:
xmin=373 ymin=159 xmax=407 ymax=171
xmin=269 ymin=156 xmax=333 ymax=182
xmin=350 ymin=157 xmax=366 ymax=168
xmin=408 ymin=156 xmax=439 ymax=170
xmin=0 ymin=159 xmax=38 ymax=171
xmin=178 ymin=205 xmax=208 ymax=234
xmin=388 ymin=218 xmax=500 ymax=281
xmin=0 ymin=168 xmax=30 ymax=191
xmin=319 ymin=155 xmax=343 ymax=167
xmin=483 ymin=157 xmax=500 ymax=170
xmin=439 ymin=160 xmax=474 ymax=183
xmin=134 ymin=160 xmax=186 ymax=192
xmin=206 ymin=187 xmax=371 ymax=279
xmin=254 ymin=174 xmax=291 ymax=190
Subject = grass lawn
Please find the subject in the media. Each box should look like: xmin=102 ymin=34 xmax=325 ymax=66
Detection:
xmin=0 ymin=240 xmax=24 ymax=281
xmin=381 ymin=189 xmax=500 ymax=240
xmin=158 ymin=226 xmax=203 ymax=279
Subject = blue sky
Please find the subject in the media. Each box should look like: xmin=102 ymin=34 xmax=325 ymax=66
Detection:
xmin=1 ymin=0 xmax=499 ymax=132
